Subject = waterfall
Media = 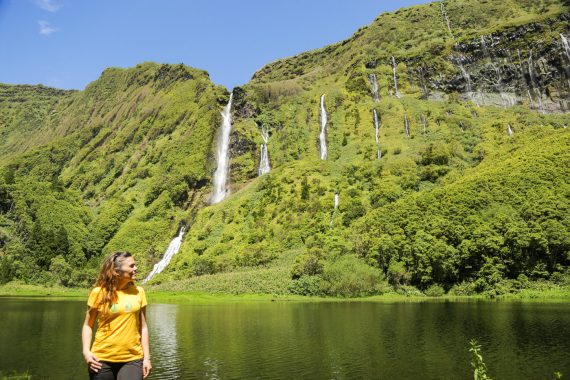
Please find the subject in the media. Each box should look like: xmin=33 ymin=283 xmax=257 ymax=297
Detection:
xmin=211 ymin=94 xmax=233 ymax=204
xmin=319 ymin=94 xmax=328 ymax=160
xmin=517 ymin=49 xmax=526 ymax=74
xmin=373 ymin=109 xmax=380 ymax=144
xmin=440 ymin=1 xmax=454 ymax=39
xmin=391 ymin=56 xmax=401 ymax=98
xmin=479 ymin=35 xmax=515 ymax=108
xmin=480 ymin=35 xmax=502 ymax=84
xmin=480 ymin=35 xmax=489 ymax=57
xmin=527 ymin=52 xmax=545 ymax=113
xmin=258 ymin=127 xmax=271 ymax=176
xmin=507 ymin=124 xmax=513 ymax=137
xmin=404 ymin=112 xmax=410 ymax=137
xmin=459 ymin=64 xmax=472 ymax=93
xmin=368 ymin=74 xmax=380 ymax=102
xmin=143 ymin=226 xmax=186 ymax=283
xmin=562 ymin=34 xmax=570 ymax=61
xmin=527 ymin=51 xmax=539 ymax=88
xmin=373 ymin=109 xmax=381 ymax=160
xmin=330 ymin=193 xmax=340 ymax=225
xmin=560 ymin=34 xmax=570 ymax=88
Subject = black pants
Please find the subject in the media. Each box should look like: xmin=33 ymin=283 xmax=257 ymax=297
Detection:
xmin=88 ymin=359 xmax=143 ymax=380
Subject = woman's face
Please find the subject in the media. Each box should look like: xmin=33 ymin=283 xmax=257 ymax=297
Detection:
xmin=118 ymin=256 xmax=138 ymax=282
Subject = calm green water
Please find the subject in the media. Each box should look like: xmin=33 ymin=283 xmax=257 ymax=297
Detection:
xmin=0 ymin=298 xmax=569 ymax=379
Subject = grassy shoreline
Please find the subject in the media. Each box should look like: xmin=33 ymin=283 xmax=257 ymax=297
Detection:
xmin=1 ymin=281 xmax=569 ymax=304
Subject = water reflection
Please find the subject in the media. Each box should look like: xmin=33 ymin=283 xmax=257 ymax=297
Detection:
xmin=0 ymin=298 xmax=569 ymax=380
xmin=147 ymin=303 xmax=181 ymax=378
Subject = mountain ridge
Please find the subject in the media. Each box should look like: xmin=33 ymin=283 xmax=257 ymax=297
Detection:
xmin=0 ymin=0 xmax=569 ymax=296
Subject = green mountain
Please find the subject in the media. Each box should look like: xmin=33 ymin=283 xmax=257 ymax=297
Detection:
xmin=1 ymin=0 xmax=569 ymax=296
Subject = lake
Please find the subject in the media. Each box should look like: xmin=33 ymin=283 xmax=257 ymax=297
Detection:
xmin=0 ymin=298 xmax=568 ymax=379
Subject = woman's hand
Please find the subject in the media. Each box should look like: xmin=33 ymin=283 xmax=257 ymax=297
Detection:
xmin=83 ymin=351 xmax=102 ymax=373
xmin=143 ymin=358 xmax=152 ymax=378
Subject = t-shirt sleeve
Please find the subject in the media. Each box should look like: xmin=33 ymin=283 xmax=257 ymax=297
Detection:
xmin=139 ymin=286 xmax=148 ymax=308
xmin=87 ymin=287 xmax=103 ymax=308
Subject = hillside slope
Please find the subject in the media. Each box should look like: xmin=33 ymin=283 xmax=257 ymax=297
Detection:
xmin=1 ymin=0 xmax=569 ymax=295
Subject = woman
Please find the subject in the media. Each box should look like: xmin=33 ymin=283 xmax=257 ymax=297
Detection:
xmin=82 ymin=252 xmax=152 ymax=379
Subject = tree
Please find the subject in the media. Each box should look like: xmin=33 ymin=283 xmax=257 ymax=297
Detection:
xmin=49 ymin=255 xmax=72 ymax=286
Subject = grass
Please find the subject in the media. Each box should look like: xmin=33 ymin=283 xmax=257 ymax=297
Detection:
xmin=1 ymin=281 xmax=568 ymax=304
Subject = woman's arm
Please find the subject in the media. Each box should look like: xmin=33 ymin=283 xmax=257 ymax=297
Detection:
xmin=82 ymin=308 xmax=102 ymax=373
xmin=140 ymin=306 xmax=152 ymax=379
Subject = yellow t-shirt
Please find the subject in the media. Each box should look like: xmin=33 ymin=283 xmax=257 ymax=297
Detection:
xmin=87 ymin=283 xmax=148 ymax=362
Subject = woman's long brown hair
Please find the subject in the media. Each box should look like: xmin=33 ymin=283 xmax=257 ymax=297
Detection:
xmin=93 ymin=252 xmax=132 ymax=310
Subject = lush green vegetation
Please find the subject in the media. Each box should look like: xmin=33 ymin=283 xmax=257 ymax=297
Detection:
xmin=0 ymin=63 xmax=228 ymax=287
xmin=0 ymin=0 xmax=569 ymax=298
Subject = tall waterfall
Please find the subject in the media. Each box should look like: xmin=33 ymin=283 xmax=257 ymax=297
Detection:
xmin=258 ymin=127 xmax=271 ymax=176
xmin=319 ymin=94 xmax=328 ymax=160
xmin=368 ymin=74 xmax=380 ymax=102
xmin=404 ymin=112 xmax=410 ymax=137
xmin=143 ymin=226 xmax=186 ymax=283
xmin=562 ymin=34 xmax=570 ymax=61
xmin=373 ymin=109 xmax=380 ymax=144
xmin=392 ymin=56 xmax=401 ymax=98
xmin=440 ymin=1 xmax=454 ymax=39
xmin=211 ymin=94 xmax=233 ymax=204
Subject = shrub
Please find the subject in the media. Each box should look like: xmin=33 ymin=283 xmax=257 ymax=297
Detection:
xmin=320 ymin=255 xmax=387 ymax=297
xmin=395 ymin=285 xmax=425 ymax=297
xmin=291 ymin=248 xmax=324 ymax=279
xmin=192 ymin=256 xmax=217 ymax=276
xmin=425 ymin=284 xmax=445 ymax=297
xmin=287 ymin=275 xmax=323 ymax=296
xmin=448 ymin=281 xmax=477 ymax=296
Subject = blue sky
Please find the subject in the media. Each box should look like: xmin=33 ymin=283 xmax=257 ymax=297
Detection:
xmin=0 ymin=0 xmax=433 ymax=90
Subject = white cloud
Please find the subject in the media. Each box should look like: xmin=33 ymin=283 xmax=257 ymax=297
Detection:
xmin=39 ymin=20 xmax=58 ymax=36
xmin=36 ymin=0 xmax=61 ymax=12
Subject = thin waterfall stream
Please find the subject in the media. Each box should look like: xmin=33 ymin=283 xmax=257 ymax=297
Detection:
xmin=319 ymin=94 xmax=328 ymax=160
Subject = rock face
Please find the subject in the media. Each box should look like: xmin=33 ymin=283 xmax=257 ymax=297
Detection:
xmin=366 ymin=15 xmax=570 ymax=113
